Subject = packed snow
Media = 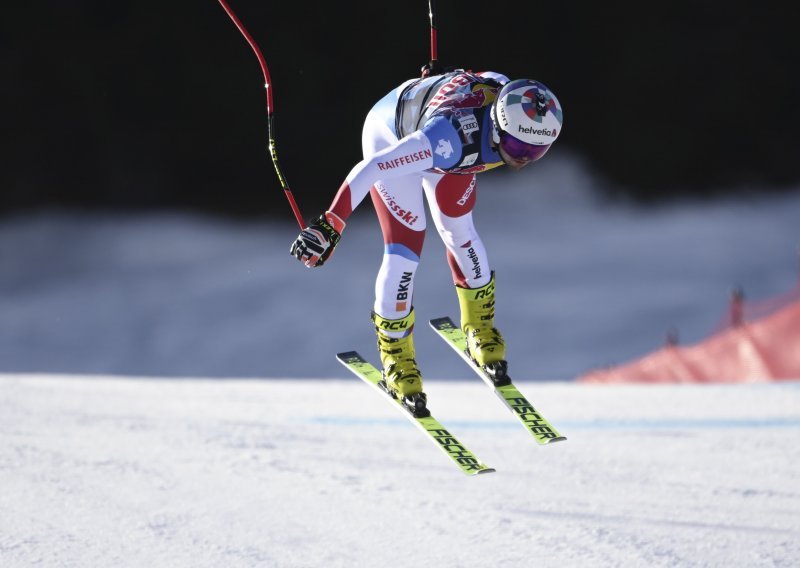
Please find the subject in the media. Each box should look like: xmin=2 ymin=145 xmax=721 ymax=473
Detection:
xmin=1 ymin=375 xmax=798 ymax=567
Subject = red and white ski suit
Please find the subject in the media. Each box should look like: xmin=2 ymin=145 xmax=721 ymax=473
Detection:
xmin=327 ymin=70 xmax=509 ymax=325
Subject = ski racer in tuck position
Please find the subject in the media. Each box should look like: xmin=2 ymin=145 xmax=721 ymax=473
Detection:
xmin=290 ymin=68 xmax=563 ymax=411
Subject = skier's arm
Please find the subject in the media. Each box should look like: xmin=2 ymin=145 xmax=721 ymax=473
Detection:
xmin=289 ymin=133 xmax=433 ymax=268
xmin=290 ymin=117 xmax=461 ymax=267
xmin=327 ymin=130 xmax=435 ymax=222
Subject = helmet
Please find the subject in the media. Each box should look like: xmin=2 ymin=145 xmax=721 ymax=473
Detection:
xmin=491 ymin=79 xmax=563 ymax=162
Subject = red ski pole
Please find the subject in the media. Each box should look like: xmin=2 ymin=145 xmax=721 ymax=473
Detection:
xmin=428 ymin=0 xmax=438 ymax=65
xmin=216 ymin=0 xmax=305 ymax=229
xmin=423 ymin=0 xmax=444 ymax=76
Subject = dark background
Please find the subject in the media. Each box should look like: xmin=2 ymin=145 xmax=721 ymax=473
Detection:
xmin=2 ymin=1 xmax=798 ymax=219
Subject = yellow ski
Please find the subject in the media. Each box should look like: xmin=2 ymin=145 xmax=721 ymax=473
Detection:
xmin=429 ymin=317 xmax=567 ymax=445
xmin=336 ymin=351 xmax=495 ymax=476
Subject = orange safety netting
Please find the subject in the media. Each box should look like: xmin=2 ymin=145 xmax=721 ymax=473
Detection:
xmin=577 ymin=283 xmax=800 ymax=384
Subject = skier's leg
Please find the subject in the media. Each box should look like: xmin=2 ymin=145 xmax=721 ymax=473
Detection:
xmin=423 ymin=173 xmax=507 ymax=373
xmin=369 ymin=174 xmax=427 ymax=397
xmin=421 ymin=173 xmax=490 ymax=288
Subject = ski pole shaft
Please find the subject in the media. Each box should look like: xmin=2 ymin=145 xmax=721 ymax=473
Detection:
xmin=217 ymin=0 xmax=305 ymax=229
xmin=428 ymin=0 xmax=438 ymax=64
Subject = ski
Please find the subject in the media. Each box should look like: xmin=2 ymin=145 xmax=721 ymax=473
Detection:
xmin=429 ymin=317 xmax=567 ymax=445
xmin=336 ymin=351 xmax=495 ymax=476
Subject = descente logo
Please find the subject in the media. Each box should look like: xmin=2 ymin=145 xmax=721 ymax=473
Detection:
xmin=456 ymin=177 xmax=476 ymax=206
xmin=518 ymin=125 xmax=556 ymax=137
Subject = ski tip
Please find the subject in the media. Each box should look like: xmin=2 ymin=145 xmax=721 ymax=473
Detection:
xmin=544 ymin=436 xmax=568 ymax=445
xmin=476 ymin=467 xmax=497 ymax=475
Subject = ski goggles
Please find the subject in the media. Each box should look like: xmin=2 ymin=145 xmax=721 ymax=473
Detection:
xmin=499 ymin=133 xmax=551 ymax=162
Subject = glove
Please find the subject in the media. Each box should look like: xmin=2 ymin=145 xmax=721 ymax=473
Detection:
xmin=420 ymin=60 xmax=445 ymax=78
xmin=290 ymin=212 xmax=345 ymax=267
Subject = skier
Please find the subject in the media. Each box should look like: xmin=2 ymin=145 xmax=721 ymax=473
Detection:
xmin=290 ymin=68 xmax=563 ymax=409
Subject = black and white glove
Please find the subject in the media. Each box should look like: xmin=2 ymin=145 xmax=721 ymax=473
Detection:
xmin=290 ymin=212 xmax=344 ymax=267
xmin=420 ymin=60 xmax=445 ymax=78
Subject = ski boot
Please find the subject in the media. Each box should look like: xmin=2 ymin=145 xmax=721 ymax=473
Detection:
xmin=455 ymin=272 xmax=511 ymax=386
xmin=372 ymin=309 xmax=429 ymax=417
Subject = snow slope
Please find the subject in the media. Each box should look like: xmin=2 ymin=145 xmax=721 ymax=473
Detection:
xmin=2 ymin=374 xmax=798 ymax=567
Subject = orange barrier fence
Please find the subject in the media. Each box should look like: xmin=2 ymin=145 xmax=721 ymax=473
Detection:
xmin=577 ymin=284 xmax=800 ymax=384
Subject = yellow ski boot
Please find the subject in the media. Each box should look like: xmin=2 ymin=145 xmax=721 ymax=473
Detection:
xmin=372 ymin=309 xmax=428 ymax=415
xmin=455 ymin=273 xmax=510 ymax=385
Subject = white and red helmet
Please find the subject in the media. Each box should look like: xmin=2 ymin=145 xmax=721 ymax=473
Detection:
xmin=491 ymin=79 xmax=563 ymax=161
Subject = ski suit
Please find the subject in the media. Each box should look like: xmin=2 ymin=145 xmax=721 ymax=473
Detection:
xmin=327 ymin=70 xmax=509 ymax=326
